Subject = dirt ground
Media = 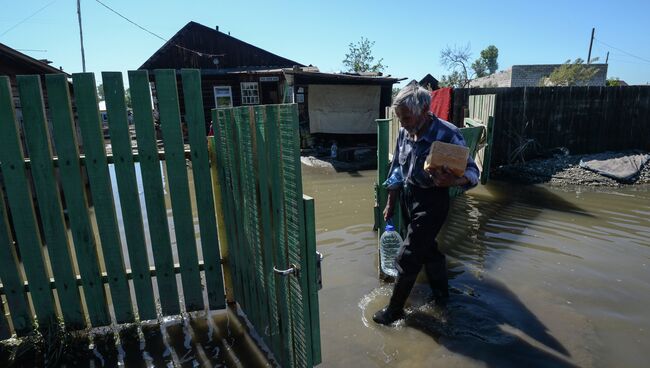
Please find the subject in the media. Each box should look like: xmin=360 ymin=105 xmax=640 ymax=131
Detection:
xmin=493 ymin=153 xmax=650 ymax=187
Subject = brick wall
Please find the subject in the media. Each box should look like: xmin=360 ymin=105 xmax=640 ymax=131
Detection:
xmin=511 ymin=64 xmax=608 ymax=87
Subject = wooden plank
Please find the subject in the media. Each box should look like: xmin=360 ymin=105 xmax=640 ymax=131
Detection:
xmin=45 ymin=74 xmax=111 ymax=327
xmin=303 ymin=196 xmax=321 ymax=365
xmin=180 ymin=69 xmax=225 ymax=310
xmin=213 ymin=109 xmax=243 ymax=305
xmin=233 ymin=106 xmax=261 ymax=329
xmin=254 ymin=105 xmax=281 ymax=355
xmin=127 ymin=70 xmax=180 ymax=316
xmin=153 ymin=69 xmax=203 ymax=311
xmin=278 ymin=104 xmax=313 ymax=367
xmin=72 ymin=72 xmax=134 ymax=324
xmin=265 ymin=104 xmax=292 ymax=368
xmin=0 ymin=186 xmax=33 ymax=335
xmin=0 ymin=76 xmax=56 ymax=327
xmin=207 ymin=136 xmax=234 ymax=304
xmin=103 ymin=72 xmax=156 ymax=320
xmin=17 ymin=75 xmax=87 ymax=328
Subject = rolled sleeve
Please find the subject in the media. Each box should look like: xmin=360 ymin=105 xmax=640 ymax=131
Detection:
xmin=450 ymin=130 xmax=480 ymax=191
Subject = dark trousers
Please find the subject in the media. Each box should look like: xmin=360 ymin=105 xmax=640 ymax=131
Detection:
xmin=396 ymin=185 xmax=450 ymax=281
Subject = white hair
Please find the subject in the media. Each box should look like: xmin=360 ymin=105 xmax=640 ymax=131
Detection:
xmin=392 ymin=80 xmax=431 ymax=116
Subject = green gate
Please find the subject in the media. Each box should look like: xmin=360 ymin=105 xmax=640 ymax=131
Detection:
xmin=209 ymin=104 xmax=321 ymax=367
xmin=0 ymin=70 xmax=320 ymax=367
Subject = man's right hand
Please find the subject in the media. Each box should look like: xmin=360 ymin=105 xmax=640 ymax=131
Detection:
xmin=383 ymin=203 xmax=394 ymax=221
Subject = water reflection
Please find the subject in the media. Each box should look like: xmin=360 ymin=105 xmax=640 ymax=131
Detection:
xmin=308 ymin=166 xmax=650 ymax=368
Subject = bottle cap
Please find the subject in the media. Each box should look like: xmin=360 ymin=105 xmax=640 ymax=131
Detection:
xmin=384 ymin=224 xmax=395 ymax=232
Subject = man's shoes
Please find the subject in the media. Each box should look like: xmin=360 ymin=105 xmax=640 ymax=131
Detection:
xmin=372 ymin=305 xmax=405 ymax=325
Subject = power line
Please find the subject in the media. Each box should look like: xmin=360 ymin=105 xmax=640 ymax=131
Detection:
xmin=594 ymin=37 xmax=650 ymax=64
xmin=94 ymin=0 xmax=224 ymax=58
xmin=0 ymin=0 xmax=58 ymax=37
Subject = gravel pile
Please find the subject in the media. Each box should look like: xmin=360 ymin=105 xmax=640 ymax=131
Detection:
xmin=494 ymin=153 xmax=650 ymax=187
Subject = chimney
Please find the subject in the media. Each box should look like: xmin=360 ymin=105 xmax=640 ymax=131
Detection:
xmin=215 ymin=25 xmax=219 ymax=32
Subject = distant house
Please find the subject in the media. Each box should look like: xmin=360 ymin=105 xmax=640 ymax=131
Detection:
xmin=140 ymin=21 xmax=400 ymax=145
xmin=419 ymin=74 xmax=439 ymax=90
xmin=1 ymin=42 xmax=70 ymax=118
xmin=469 ymin=64 xmax=608 ymax=88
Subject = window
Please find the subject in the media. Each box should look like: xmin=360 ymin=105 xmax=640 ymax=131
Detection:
xmin=213 ymin=86 xmax=233 ymax=108
xmin=240 ymin=82 xmax=259 ymax=105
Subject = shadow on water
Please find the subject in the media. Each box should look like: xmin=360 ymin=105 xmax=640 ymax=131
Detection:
xmin=398 ymin=181 xmax=594 ymax=366
xmin=404 ymin=277 xmax=577 ymax=368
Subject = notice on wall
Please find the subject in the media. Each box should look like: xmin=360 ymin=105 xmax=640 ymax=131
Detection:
xmin=308 ymin=85 xmax=380 ymax=134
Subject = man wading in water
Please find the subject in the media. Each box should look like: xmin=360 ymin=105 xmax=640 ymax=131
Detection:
xmin=373 ymin=81 xmax=480 ymax=325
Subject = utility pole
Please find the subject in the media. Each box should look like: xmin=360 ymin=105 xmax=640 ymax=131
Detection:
xmin=77 ymin=0 xmax=86 ymax=72
xmin=587 ymin=27 xmax=595 ymax=64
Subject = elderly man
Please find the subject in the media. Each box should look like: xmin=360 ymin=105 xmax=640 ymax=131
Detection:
xmin=373 ymin=81 xmax=480 ymax=325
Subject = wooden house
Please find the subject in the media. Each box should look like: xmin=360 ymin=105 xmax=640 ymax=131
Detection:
xmin=139 ymin=21 xmax=303 ymax=132
xmin=139 ymin=21 xmax=400 ymax=147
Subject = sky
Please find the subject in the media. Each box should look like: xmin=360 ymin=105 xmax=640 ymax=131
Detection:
xmin=1 ymin=0 xmax=649 ymax=86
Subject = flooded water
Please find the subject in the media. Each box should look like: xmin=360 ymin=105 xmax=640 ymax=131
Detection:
xmin=304 ymin=166 xmax=650 ymax=368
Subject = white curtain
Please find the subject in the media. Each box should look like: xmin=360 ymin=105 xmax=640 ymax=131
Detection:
xmin=308 ymin=85 xmax=380 ymax=134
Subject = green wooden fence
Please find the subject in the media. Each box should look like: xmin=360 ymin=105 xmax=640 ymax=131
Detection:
xmin=0 ymin=70 xmax=227 ymax=334
xmin=210 ymin=104 xmax=321 ymax=367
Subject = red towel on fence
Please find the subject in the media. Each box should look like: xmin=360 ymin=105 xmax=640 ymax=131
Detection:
xmin=429 ymin=87 xmax=452 ymax=121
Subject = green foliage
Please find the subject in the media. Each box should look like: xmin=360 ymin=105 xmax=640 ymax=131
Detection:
xmin=96 ymin=83 xmax=104 ymax=101
xmin=342 ymin=37 xmax=386 ymax=73
xmin=125 ymin=88 xmax=131 ymax=108
xmin=606 ymin=77 xmax=621 ymax=86
xmin=542 ymin=58 xmax=600 ymax=86
xmin=472 ymin=59 xmax=488 ymax=78
xmin=439 ymin=71 xmax=466 ymax=88
xmin=480 ymin=45 xmax=499 ymax=74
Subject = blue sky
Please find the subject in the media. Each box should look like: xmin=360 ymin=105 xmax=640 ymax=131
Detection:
xmin=2 ymin=0 xmax=649 ymax=86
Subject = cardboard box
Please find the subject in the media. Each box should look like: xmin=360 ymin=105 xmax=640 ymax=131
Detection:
xmin=424 ymin=141 xmax=469 ymax=177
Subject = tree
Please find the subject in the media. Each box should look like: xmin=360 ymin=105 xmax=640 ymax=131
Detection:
xmin=471 ymin=59 xmax=488 ymax=78
xmin=606 ymin=77 xmax=621 ymax=86
xmin=342 ymin=37 xmax=386 ymax=73
xmin=480 ymin=45 xmax=499 ymax=74
xmin=542 ymin=58 xmax=599 ymax=86
xmin=439 ymin=71 xmax=466 ymax=88
xmin=125 ymin=88 xmax=132 ymax=108
xmin=97 ymin=83 xmax=105 ymax=101
xmin=440 ymin=44 xmax=472 ymax=87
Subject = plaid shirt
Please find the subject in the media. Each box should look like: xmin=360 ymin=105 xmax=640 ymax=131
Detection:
xmin=387 ymin=114 xmax=480 ymax=191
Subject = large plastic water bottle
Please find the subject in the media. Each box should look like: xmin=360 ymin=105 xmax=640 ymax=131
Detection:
xmin=380 ymin=221 xmax=402 ymax=277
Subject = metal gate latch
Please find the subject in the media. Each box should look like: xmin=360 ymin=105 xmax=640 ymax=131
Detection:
xmin=274 ymin=264 xmax=298 ymax=276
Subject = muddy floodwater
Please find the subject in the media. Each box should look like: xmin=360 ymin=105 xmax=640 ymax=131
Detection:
xmin=302 ymin=166 xmax=650 ymax=368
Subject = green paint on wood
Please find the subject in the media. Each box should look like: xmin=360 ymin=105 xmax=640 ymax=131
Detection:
xmin=128 ymin=70 xmax=180 ymax=316
xmin=17 ymin=75 xmax=87 ymax=328
xmin=254 ymin=105 xmax=281 ymax=355
xmin=103 ymin=72 xmax=156 ymax=320
xmin=482 ymin=116 xmax=495 ymax=185
xmin=266 ymin=105 xmax=293 ymax=368
xmin=180 ymin=69 xmax=225 ymax=310
xmin=0 ymin=186 xmax=33 ymax=335
xmin=0 ymin=76 xmax=56 ymax=327
xmin=303 ymin=196 xmax=321 ymax=365
xmin=154 ymin=69 xmax=203 ymax=311
xmin=72 ymin=73 xmax=134 ymax=324
xmin=46 ymin=74 xmax=112 ymax=327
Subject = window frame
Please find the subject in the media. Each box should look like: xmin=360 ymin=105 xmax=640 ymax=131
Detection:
xmin=213 ymin=85 xmax=233 ymax=108
xmin=240 ymin=82 xmax=260 ymax=105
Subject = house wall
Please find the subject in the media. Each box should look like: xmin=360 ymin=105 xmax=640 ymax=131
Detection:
xmin=469 ymin=69 xmax=512 ymax=88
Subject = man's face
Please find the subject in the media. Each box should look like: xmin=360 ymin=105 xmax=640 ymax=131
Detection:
xmin=396 ymin=106 xmax=425 ymax=134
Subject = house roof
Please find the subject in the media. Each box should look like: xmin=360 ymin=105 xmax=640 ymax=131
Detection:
xmin=284 ymin=68 xmax=403 ymax=85
xmin=140 ymin=21 xmax=304 ymax=70
xmin=0 ymin=42 xmax=69 ymax=76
